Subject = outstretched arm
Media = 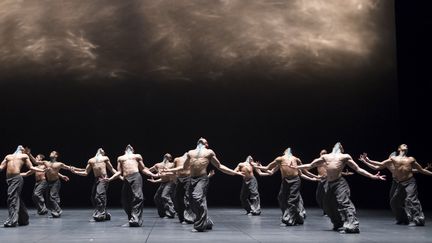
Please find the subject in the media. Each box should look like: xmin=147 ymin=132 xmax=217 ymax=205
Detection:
xmin=72 ymin=162 xmax=91 ymax=176
xmin=20 ymin=170 xmax=35 ymax=177
xmin=295 ymin=157 xmax=326 ymax=170
xmin=210 ymin=153 xmax=244 ymax=177
xmin=147 ymin=178 xmax=163 ymax=183
xmin=297 ymin=159 xmax=320 ymax=179
xmin=359 ymin=153 xmax=387 ymax=170
xmin=299 ymin=170 xmax=320 ymax=181
xmin=138 ymin=156 xmax=158 ymax=177
xmin=412 ymin=160 xmax=432 ymax=176
xmin=24 ymin=156 xmax=45 ymax=172
xmin=346 ymin=156 xmax=386 ymax=180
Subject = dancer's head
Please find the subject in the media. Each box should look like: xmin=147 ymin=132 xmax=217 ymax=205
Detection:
xmin=50 ymin=151 xmax=59 ymax=161
xmin=14 ymin=145 xmax=25 ymax=154
xmin=331 ymin=142 xmax=344 ymax=154
xmin=125 ymin=144 xmax=134 ymax=154
xmin=96 ymin=148 xmax=105 ymax=157
xmin=163 ymin=153 xmax=173 ymax=162
xmin=284 ymin=147 xmax=293 ymax=156
xmin=398 ymin=144 xmax=408 ymax=154
xmin=246 ymin=155 xmax=254 ymax=163
xmin=320 ymin=149 xmax=328 ymax=156
xmin=197 ymin=137 xmax=209 ymax=148
xmin=36 ymin=154 xmax=45 ymax=161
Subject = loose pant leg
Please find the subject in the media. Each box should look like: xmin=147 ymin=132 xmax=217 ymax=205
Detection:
xmin=161 ymin=182 xmax=176 ymax=218
xmin=5 ymin=176 xmax=28 ymax=227
xmin=323 ymin=180 xmax=344 ymax=230
xmin=390 ymin=180 xmax=409 ymax=224
xmin=240 ymin=180 xmax=251 ymax=214
xmin=189 ymin=176 xmax=212 ymax=231
xmin=299 ymin=195 xmax=306 ymax=219
xmin=121 ymin=180 xmax=133 ymax=220
xmin=154 ymin=183 xmax=166 ymax=218
xmin=279 ymin=177 xmax=303 ymax=226
xmin=93 ymin=179 xmax=109 ymax=221
xmin=316 ymin=180 xmax=326 ymax=214
xmin=174 ymin=178 xmax=186 ymax=222
xmin=46 ymin=180 xmax=62 ymax=218
xmin=248 ymin=177 xmax=261 ymax=215
xmin=332 ymin=178 xmax=359 ymax=233
xmin=33 ymin=181 xmax=48 ymax=215
xmin=402 ymin=178 xmax=425 ymax=226
xmin=125 ymin=173 xmax=144 ymax=227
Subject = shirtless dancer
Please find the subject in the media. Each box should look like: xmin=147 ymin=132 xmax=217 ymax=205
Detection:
xmin=20 ymin=154 xmax=69 ymax=215
xmin=251 ymin=148 xmax=319 ymax=226
xmin=71 ymin=148 xmax=117 ymax=221
xmin=107 ymin=145 xmax=158 ymax=227
xmin=361 ymin=144 xmax=432 ymax=226
xmin=181 ymin=138 xmax=243 ymax=232
xmin=314 ymin=149 xmax=353 ymax=215
xmin=233 ymin=155 xmax=274 ymax=216
xmin=164 ymin=153 xmax=216 ymax=224
xmin=0 ymin=145 xmax=45 ymax=227
xmin=148 ymin=153 xmax=177 ymax=218
xmin=293 ymin=142 xmax=385 ymax=233
xmin=27 ymin=150 xmax=75 ymax=218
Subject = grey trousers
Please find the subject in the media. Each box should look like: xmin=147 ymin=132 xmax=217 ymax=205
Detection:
xmin=240 ymin=176 xmax=261 ymax=215
xmin=33 ymin=180 xmax=48 ymax=215
xmin=323 ymin=177 xmax=359 ymax=233
xmin=121 ymin=172 xmax=144 ymax=227
xmin=316 ymin=179 xmax=326 ymax=214
xmin=91 ymin=178 xmax=110 ymax=221
xmin=46 ymin=179 xmax=62 ymax=218
xmin=154 ymin=182 xmax=176 ymax=218
xmin=390 ymin=177 xmax=425 ymax=226
xmin=4 ymin=175 xmax=29 ymax=227
xmin=278 ymin=176 xmax=304 ymax=226
xmin=174 ymin=176 xmax=195 ymax=223
xmin=189 ymin=175 xmax=213 ymax=231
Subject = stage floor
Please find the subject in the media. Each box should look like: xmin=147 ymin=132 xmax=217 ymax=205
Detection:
xmin=0 ymin=208 xmax=431 ymax=242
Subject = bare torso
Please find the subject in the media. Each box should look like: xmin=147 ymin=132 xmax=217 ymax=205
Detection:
xmin=321 ymin=153 xmax=350 ymax=182
xmin=188 ymin=148 xmax=213 ymax=177
xmin=89 ymin=156 xmax=109 ymax=177
xmin=5 ymin=154 xmax=29 ymax=178
xmin=118 ymin=154 xmax=141 ymax=177
xmin=278 ymin=156 xmax=300 ymax=178
xmin=34 ymin=165 xmax=47 ymax=181
xmin=317 ymin=165 xmax=327 ymax=178
xmin=238 ymin=162 xmax=254 ymax=180
xmin=174 ymin=157 xmax=190 ymax=177
xmin=390 ymin=156 xmax=414 ymax=182
xmin=45 ymin=162 xmax=66 ymax=181
xmin=160 ymin=162 xmax=176 ymax=182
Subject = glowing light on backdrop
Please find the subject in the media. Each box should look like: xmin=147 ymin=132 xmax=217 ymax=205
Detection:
xmin=0 ymin=0 xmax=388 ymax=81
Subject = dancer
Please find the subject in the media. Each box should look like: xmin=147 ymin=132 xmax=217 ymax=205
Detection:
xmin=26 ymin=150 xmax=75 ymax=218
xmin=233 ymin=155 xmax=273 ymax=216
xmin=0 ymin=145 xmax=45 ymax=227
xmin=71 ymin=148 xmax=117 ymax=221
xmin=251 ymin=148 xmax=319 ymax=226
xmin=292 ymin=142 xmax=385 ymax=233
xmin=148 ymin=153 xmax=177 ymax=218
xmin=181 ymin=138 xmax=244 ymax=232
xmin=20 ymin=154 xmax=69 ymax=215
xmin=107 ymin=144 xmax=158 ymax=227
xmin=314 ymin=149 xmax=353 ymax=215
xmin=361 ymin=144 xmax=432 ymax=226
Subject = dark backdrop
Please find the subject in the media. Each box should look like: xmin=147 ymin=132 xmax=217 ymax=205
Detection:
xmin=0 ymin=0 xmax=430 ymax=210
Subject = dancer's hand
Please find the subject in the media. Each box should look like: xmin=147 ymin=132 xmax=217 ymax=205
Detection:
xmin=374 ymin=171 xmax=386 ymax=181
xmin=425 ymin=163 xmax=432 ymax=170
xmin=359 ymin=153 xmax=368 ymax=162
xmin=208 ymin=170 xmax=215 ymax=178
xmin=342 ymin=169 xmax=354 ymax=176
xmin=60 ymin=175 xmax=70 ymax=182
xmin=147 ymin=178 xmax=158 ymax=183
